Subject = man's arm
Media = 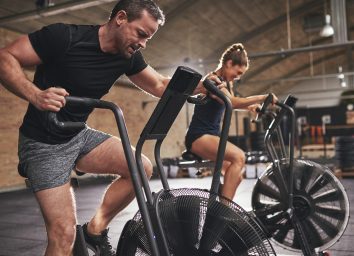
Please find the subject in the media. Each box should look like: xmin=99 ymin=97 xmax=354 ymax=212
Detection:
xmin=128 ymin=65 xmax=169 ymax=98
xmin=0 ymin=35 xmax=68 ymax=111
xmin=129 ymin=65 xmax=208 ymax=97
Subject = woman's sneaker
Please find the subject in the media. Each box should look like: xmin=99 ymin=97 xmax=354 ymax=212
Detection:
xmin=82 ymin=223 xmax=116 ymax=256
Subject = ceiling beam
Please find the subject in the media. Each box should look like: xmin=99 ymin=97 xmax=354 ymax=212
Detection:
xmin=164 ymin=0 xmax=200 ymax=21
xmin=0 ymin=0 xmax=199 ymax=26
xmin=0 ymin=0 xmax=116 ymax=25
xmin=204 ymin=0 xmax=323 ymax=62
xmin=154 ymin=40 xmax=354 ymax=71
xmin=275 ymin=49 xmax=346 ymax=80
xmin=154 ymin=0 xmax=325 ymax=71
xmin=247 ymin=48 xmax=349 ymax=95
xmin=243 ymin=71 xmax=354 ymax=85
xmin=249 ymin=41 xmax=354 ymax=59
xmin=242 ymin=37 xmax=331 ymax=83
xmin=243 ymin=25 xmax=354 ymax=84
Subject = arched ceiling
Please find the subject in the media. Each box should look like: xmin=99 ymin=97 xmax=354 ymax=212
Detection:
xmin=0 ymin=0 xmax=353 ymax=96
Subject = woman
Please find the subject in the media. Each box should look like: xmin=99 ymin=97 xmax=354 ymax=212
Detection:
xmin=185 ymin=43 xmax=277 ymax=201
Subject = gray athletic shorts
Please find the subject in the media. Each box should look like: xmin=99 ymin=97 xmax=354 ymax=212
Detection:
xmin=18 ymin=127 xmax=111 ymax=192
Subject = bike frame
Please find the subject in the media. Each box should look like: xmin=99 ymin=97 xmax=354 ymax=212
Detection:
xmin=133 ymin=78 xmax=233 ymax=255
xmin=263 ymin=95 xmax=319 ymax=256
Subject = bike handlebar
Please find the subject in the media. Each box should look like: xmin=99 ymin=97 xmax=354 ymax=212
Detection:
xmin=64 ymin=95 xmax=101 ymax=107
xmin=186 ymin=94 xmax=210 ymax=105
xmin=202 ymin=79 xmax=224 ymax=98
xmin=186 ymin=78 xmax=229 ymax=105
xmin=48 ymin=96 xmax=104 ymax=130
xmin=254 ymin=93 xmax=273 ymax=122
xmin=48 ymin=112 xmax=85 ymax=130
xmin=50 ymin=80 xmax=225 ymax=131
xmin=201 ymin=79 xmax=233 ymax=195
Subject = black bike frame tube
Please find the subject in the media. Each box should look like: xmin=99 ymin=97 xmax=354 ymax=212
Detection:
xmin=276 ymin=102 xmax=295 ymax=210
xmin=210 ymin=96 xmax=233 ymax=194
xmin=135 ymin=140 xmax=154 ymax=206
xmin=151 ymin=191 xmax=171 ymax=256
xmin=269 ymin=140 xmax=280 ymax=164
xmin=276 ymin=125 xmax=288 ymax=159
xmin=154 ymin=139 xmax=170 ymax=190
xmin=59 ymin=97 xmax=161 ymax=256
xmin=264 ymin=131 xmax=274 ymax=165
xmin=105 ymin=103 xmax=160 ymax=256
xmin=201 ymin=79 xmax=233 ymax=194
xmin=265 ymin=118 xmax=289 ymax=200
xmin=267 ymin=111 xmax=288 ymax=159
xmin=135 ymin=138 xmax=170 ymax=256
xmin=264 ymin=97 xmax=318 ymax=256
xmin=292 ymin=215 xmax=316 ymax=256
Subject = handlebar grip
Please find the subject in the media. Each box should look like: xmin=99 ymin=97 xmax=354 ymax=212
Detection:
xmin=48 ymin=112 xmax=86 ymax=130
xmin=187 ymin=94 xmax=211 ymax=105
xmin=254 ymin=93 xmax=273 ymax=122
xmin=48 ymin=96 xmax=113 ymax=131
xmin=202 ymin=79 xmax=222 ymax=96
xmin=47 ymin=95 xmax=93 ymax=130
xmin=202 ymin=79 xmax=232 ymax=109
xmin=260 ymin=93 xmax=273 ymax=114
xmin=65 ymin=96 xmax=101 ymax=107
xmin=187 ymin=79 xmax=227 ymax=105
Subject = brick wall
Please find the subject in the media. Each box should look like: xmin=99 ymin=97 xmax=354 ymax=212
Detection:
xmin=0 ymin=84 xmax=190 ymax=191
xmin=0 ymin=88 xmax=28 ymax=190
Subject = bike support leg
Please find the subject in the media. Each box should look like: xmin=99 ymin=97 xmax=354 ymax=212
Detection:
xmin=73 ymin=225 xmax=89 ymax=256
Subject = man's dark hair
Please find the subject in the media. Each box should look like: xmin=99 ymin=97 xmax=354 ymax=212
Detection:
xmin=109 ymin=0 xmax=165 ymax=26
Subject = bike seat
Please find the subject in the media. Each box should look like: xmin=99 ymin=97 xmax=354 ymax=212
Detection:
xmin=181 ymin=150 xmax=203 ymax=162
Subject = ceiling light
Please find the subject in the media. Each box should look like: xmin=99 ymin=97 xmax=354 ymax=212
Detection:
xmin=340 ymin=80 xmax=347 ymax=87
xmin=36 ymin=0 xmax=54 ymax=8
xmin=337 ymin=66 xmax=347 ymax=87
xmin=319 ymin=14 xmax=334 ymax=37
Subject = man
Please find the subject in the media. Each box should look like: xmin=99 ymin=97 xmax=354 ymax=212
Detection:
xmin=0 ymin=0 xmax=199 ymax=255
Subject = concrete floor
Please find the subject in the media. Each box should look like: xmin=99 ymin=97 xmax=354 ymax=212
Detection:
xmin=0 ymin=175 xmax=353 ymax=256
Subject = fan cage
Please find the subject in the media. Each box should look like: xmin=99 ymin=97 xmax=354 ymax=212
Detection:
xmin=252 ymin=159 xmax=350 ymax=253
xmin=119 ymin=188 xmax=276 ymax=256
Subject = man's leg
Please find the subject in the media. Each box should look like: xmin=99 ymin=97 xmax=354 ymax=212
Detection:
xmin=35 ymin=182 xmax=76 ymax=256
xmin=75 ymin=136 xmax=153 ymax=234
xmin=191 ymin=134 xmax=245 ymax=201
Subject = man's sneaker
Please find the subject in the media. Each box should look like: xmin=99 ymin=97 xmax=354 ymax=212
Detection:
xmin=82 ymin=223 xmax=116 ymax=256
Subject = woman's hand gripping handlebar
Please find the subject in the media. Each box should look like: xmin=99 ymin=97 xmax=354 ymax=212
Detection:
xmin=186 ymin=78 xmax=230 ymax=105
xmin=254 ymin=93 xmax=274 ymax=122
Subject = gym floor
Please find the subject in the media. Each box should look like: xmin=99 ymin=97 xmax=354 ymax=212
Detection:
xmin=0 ymin=176 xmax=353 ymax=256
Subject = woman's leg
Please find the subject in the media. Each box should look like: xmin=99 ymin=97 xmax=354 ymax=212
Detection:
xmin=191 ymin=134 xmax=245 ymax=201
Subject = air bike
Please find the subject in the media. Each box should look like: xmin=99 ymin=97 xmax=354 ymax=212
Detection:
xmin=251 ymin=94 xmax=350 ymax=256
xmin=49 ymin=66 xmax=277 ymax=255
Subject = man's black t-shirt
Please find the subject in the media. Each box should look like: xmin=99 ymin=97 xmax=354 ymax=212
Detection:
xmin=20 ymin=23 xmax=148 ymax=144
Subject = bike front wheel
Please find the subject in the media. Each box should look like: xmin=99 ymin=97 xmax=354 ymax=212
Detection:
xmin=251 ymin=159 xmax=350 ymax=253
